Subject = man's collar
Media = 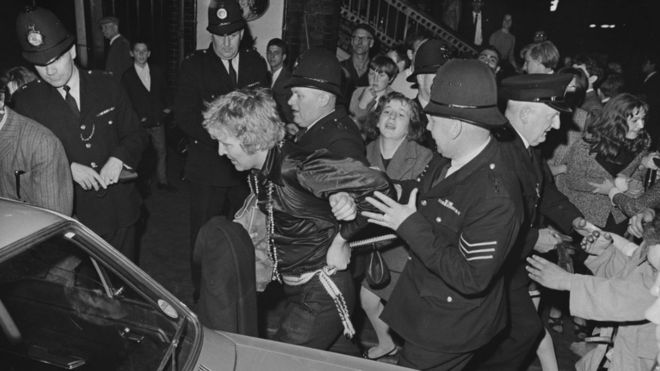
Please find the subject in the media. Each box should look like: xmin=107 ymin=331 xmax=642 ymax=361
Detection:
xmin=510 ymin=123 xmax=531 ymax=148
xmin=110 ymin=34 xmax=121 ymax=45
xmin=304 ymin=109 xmax=335 ymax=132
xmin=448 ymin=137 xmax=491 ymax=176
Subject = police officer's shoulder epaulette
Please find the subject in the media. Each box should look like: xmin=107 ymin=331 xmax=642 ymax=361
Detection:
xmin=184 ymin=49 xmax=207 ymax=60
xmin=13 ymin=78 xmax=44 ymax=96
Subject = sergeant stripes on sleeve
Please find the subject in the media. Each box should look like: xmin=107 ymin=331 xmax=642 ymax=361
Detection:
xmin=459 ymin=235 xmax=497 ymax=261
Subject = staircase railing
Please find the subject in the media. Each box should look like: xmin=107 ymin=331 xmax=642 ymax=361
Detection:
xmin=339 ymin=0 xmax=476 ymax=56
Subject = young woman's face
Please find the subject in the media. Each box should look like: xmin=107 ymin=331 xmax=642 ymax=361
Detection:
xmin=626 ymin=107 xmax=647 ymax=140
xmin=378 ymin=99 xmax=411 ymax=141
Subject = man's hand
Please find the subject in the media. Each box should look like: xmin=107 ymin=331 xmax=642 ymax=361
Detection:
xmin=579 ymin=229 xmax=613 ymax=255
xmin=526 ymin=255 xmax=572 ymax=291
xmin=329 ymin=192 xmax=357 ymax=221
xmin=534 ymin=227 xmax=563 ymax=253
xmin=572 ymin=217 xmax=601 ymax=237
xmin=100 ymin=157 xmax=124 ymax=186
xmin=362 ymin=189 xmax=418 ymax=231
xmin=628 ymin=208 xmax=655 ymax=238
xmin=70 ymin=162 xmax=107 ymax=191
xmin=326 ymin=233 xmax=351 ymax=270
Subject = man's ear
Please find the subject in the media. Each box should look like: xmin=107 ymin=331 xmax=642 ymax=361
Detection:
xmin=449 ymin=119 xmax=463 ymax=139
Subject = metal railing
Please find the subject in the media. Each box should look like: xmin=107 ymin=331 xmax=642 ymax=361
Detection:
xmin=340 ymin=0 xmax=476 ymax=55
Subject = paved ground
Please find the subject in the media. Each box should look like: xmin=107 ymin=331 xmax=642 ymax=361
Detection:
xmin=138 ymin=148 xmax=581 ymax=370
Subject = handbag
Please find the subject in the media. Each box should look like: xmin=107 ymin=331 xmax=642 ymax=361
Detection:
xmin=233 ymin=192 xmax=273 ymax=292
xmin=365 ymin=244 xmax=391 ymax=289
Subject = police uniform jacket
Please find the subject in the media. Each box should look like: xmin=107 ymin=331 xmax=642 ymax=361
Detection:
xmin=13 ymin=70 xmax=147 ymax=236
xmin=381 ymin=138 xmax=524 ymax=352
xmin=173 ymin=45 xmax=268 ymax=186
xmin=270 ymin=67 xmax=293 ymax=123
xmin=498 ymin=129 xmax=583 ymax=289
xmin=254 ymin=141 xmax=393 ymax=276
xmin=296 ymin=109 xmax=367 ymax=164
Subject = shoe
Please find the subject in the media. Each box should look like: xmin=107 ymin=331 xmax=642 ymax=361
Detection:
xmin=157 ymin=183 xmax=177 ymax=192
xmin=573 ymin=319 xmax=590 ymax=340
xmin=363 ymin=346 xmax=398 ymax=360
xmin=547 ymin=315 xmax=564 ymax=334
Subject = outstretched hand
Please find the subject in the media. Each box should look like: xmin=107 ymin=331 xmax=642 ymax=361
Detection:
xmin=362 ymin=189 xmax=418 ymax=231
xmin=526 ymin=255 xmax=572 ymax=291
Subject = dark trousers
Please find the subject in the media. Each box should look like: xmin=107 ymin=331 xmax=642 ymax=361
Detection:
xmin=399 ymin=342 xmax=474 ymax=371
xmin=274 ymin=270 xmax=358 ymax=354
xmin=101 ymin=225 xmax=137 ymax=263
xmin=468 ymin=282 xmax=544 ymax=371
xmin=189 ymin=181 xmax=249 ymax=297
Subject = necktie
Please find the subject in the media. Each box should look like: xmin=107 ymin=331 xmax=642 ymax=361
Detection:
xmin=228 ymin=59 xmax=237 ymax=87
xmin=63 ymin=85 xmax=80 ymax=117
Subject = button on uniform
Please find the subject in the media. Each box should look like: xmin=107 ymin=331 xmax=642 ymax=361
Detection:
xmin=421 ymin=200 xmax=427 ymax=206
xmin=447 ymin=296 xmax=453 ymax=303
xmin=85 ymin=143 xmax=92 ymax=149
xmin=435 ymin=216 xmax=442 ymax=223
xmin=90 ymin=162 xmax=97 ymax=168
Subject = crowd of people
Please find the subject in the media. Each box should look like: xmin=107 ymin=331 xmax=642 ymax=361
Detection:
xmin=3 ymin=1 xmax=660 ymax=370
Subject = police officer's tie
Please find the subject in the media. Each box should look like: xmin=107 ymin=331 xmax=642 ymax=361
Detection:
xmin=63 ymin=85 xmax=80 ymax=117
xmin=228 ymin=58 xmax=237 ymax=87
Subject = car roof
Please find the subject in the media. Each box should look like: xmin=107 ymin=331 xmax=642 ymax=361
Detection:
xmin=0 ymin=198 xmax=67 ymax=248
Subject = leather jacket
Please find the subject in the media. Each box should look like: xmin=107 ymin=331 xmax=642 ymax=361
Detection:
xmin=253 ymin=141 xmax=394 ymax=276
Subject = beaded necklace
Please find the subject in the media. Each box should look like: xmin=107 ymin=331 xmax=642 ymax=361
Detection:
xmin=249 ymin=173 xmax=281 ymax=282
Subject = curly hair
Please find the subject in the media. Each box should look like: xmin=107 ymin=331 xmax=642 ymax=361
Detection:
xmin=583 ymin=93 xmax=650 ymax=161
xmin=203 ymin=87 xmax=285 ymax=154
xmin=363 ymin=91 xmax=425 ymax=142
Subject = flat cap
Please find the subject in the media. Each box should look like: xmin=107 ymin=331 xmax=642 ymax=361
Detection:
xmin=99 ymin=16 xmax=119 ymax=25
xmin=500 ymin=73 xmax=573 ymax=112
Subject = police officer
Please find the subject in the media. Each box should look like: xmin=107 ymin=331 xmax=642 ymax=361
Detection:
xmin=13 ymin=6 xmax=148 ymax=262
xmin=362 ymin=60 xmax=525 ymax=370
xmin=469 ymin=74 xmax=587 ymax=370
xmin=173 ymin=0 xmax=268 ymax=299
xmin=285 ymin=47 xmax=366 ymax=164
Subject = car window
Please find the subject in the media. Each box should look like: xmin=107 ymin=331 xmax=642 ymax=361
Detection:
xmin=0 ymin=230 xmax=194 ymax=371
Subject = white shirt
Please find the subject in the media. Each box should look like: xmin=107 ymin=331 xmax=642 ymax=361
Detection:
xmin=134 ymin=63 xmax=151 ymax=91
xmin=271 ymin=66 xmax=282 ymax=88
xmin=58 ymin=67 xmax=81 ymax=111
xmin=473 ymin=11 xmax=483 ymax=46
xmin=446 ymin=137 xmax=491 ymax=177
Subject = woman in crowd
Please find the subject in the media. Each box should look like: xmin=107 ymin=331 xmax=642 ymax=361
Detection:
xmin=558 ymin=93 xmax=651 ymax=234
xmin=349 ymin=55 xmax=397 ymax=128
xmin=360 ymin=91 xmax=433 ymax=360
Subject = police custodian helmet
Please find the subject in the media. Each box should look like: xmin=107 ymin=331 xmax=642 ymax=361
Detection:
xmin=16 ymin=6 xmax=75 ymax=66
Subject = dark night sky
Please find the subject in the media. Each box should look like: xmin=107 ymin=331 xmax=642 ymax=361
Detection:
xmin=2 ymin=0 xmax=659 ymax=74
